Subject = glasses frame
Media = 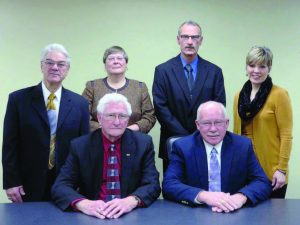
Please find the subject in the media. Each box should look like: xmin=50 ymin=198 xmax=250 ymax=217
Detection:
xmin=42 ymin=60 xmax=69 ymax=69
xmin=106 ymin=56 xmax=126 ymax=63
xmin=198 ymin=120 xmax=228 ymax=129
xmin=103 ymin=113 xmax=130 ymax=122
xmin=180 ymin=34 xmax=201 ymax=41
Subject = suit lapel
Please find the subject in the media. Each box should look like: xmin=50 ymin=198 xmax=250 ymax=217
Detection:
xmin=220 ymin=132 xmax=234 ymax=192
xmin=194 ymin=134 xmax=209 ymax=189
xmin=31 ymin=83 xmax=49 ymax=126
xmin=89 ymin=131 xmax=104 ymax=198
xmin=172 ymin=55 xmax=192 ymax=102
xmin=57 ymin=88 xmax=72 ymax=131
xmin=120 ymin=130 xmax=135 ymax=197
xmin=190 ymin=56 xmax=209 ymax=108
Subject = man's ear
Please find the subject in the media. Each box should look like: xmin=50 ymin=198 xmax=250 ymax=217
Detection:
xmin=97 ymin=113 xmax=102 ymax=124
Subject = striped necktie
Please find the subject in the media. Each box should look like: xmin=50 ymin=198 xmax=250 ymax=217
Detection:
xmin=106 ymin=144 xmax=121 ymax=201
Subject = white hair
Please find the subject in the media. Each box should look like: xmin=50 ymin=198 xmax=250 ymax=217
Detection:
xmin=196 ymin=101 xmax=227 ymax=121
xmin=96 ymin=93 xmax=132 ymax=115
xmin=40 ymin=43 xmax=71 ymax=64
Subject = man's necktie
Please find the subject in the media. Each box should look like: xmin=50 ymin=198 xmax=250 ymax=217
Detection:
xmin=47 ymin=93 xmax=57 ymax=170
xmin=47 ymin=93 xmax=56 ymax=111
xmin=106 ymin=144 xmax=121 ymax=201
xmin=184 ymin=64 xmax=194 ymax=92
xmin=209 ymin=147 xmax=221 ymax=192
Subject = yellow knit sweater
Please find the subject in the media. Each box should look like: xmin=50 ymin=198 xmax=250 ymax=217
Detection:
xmin=233 ymin=85 xmax=293 ymax=183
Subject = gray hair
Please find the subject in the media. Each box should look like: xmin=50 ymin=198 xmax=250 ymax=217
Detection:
xmin=97 ymin=93 xmax=132 ymax=115
xmin=40 ymin=43 xmax=71 ymax=64
xmin=196 ymin=101 xmax=227 ymax=121
xmin=103 ymin=46 xmax=129 ymax=63
xmin=178 ymin=20 xmax=202 ymax=36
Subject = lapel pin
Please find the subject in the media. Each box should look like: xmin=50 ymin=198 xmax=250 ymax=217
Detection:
xmin=126 ymin=153 xmax=131 ymax=157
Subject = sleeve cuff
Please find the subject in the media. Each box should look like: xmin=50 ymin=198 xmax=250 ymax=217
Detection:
xmin=130 ymin=195 xmax=145 ymax=207
xmin=71 ymin=198 xmax=86 ymax=211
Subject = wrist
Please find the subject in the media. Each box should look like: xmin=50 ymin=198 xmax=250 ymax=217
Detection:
xmin=74 ymin=199 xmax=88 ymax=211
xmin=129 ymin=195 xmax=140 ymax=208
xmin=237 ymin=193 xmax=248 ymax=205
xmin=197 ymin=191 xmax=208 ymax=203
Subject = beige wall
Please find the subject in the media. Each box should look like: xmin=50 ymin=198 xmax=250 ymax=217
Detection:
xmin=0 ymin=0 xmax=299 ymax=202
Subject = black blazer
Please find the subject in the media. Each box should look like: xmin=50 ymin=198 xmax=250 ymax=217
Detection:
xmin=2 ymin=83 xmax=90 ymax=201
xmin=51 ymin=129 xmax=161 ymax=210
xmin=152 ymin=55 xmax=226 ymax=159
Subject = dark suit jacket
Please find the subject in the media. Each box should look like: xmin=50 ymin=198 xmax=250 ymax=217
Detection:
xmin=152 ymin=54 xmax=226 ymax=159
xmin=51 ymin=129 xmax=161 ymax=210
xmin=162 ymin=131 xmax=272 ymax=206
xmin=2 ymin=83 xmax=90 ymax=201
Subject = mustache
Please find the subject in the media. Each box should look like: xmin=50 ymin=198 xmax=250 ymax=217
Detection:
xmin=185 ymin=46 xmax=195 ymax=49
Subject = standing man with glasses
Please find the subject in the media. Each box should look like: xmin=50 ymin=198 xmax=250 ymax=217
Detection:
xmin=162 ymin=101 xmax=271 ymax=213
xmin=52 ymin=93 xmax=160 ymax=219
xmin=152 ymin=20 xmax=226 ymax=172
xmin=2 ymin=43 xmax=89 ymax=202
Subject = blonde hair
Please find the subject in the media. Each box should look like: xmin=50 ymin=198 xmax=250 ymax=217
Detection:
xmin=246 ymin=46 xmax=273 ymax=67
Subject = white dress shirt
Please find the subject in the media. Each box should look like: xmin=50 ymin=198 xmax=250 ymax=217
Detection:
xmin=194 ymin=140 xmax=223 ymax=203
xmin=42 ymin=81 xmax=62 ymax=121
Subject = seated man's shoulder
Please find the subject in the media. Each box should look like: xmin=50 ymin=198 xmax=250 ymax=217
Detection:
xmin=172 ymin=134 xmax=195 ymax=153
xmin=70 ymin=131 xmax=95 ymax=147
xmin=127 ymin=129 xmax=152 ymax=142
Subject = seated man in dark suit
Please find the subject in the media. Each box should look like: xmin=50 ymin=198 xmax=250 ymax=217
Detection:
xmin=162 ymin=101 xmax=271 ymax=213
xmin=52 ymin=93 xmax=161 ymax=219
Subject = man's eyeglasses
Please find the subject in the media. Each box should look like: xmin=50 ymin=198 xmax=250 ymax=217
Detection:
xmin=198 ymin=120 xmax=227 ymax=128
xmin=180 ymin=35 xmax=201 ymax=41
xmin=103 ymin=113 xmax=130 ymax=121
xmin=43 ymin=60 xmax=68 ymax=69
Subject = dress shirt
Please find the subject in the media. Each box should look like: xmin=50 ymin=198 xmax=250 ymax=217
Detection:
xmin=194 ymin=140 xmax=223 ymax=203
xmin=203 ymin=140 xmax=223 ymax=171
xmin=180 ymin=54 xmax=198 ymax=81
xmin=70 ymin=135 xmax=121 ymax=209
xmin=99 ymin=135 xmax=121 ymax=200
xmin=42 ymin=82 xmax=62 ymax=120
xmin=71 ymin=133 xmax=143 ymax=209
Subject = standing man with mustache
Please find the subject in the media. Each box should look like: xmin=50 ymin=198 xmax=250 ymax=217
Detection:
xmin=152 ymin=20 xmax=226 ymax=172
xmin=2 ymin=43 xmax=89 ymax=202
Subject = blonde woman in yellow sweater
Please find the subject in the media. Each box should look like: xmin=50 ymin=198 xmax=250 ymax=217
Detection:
xmin=233 ymin=46 xmax=293 ymax=198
